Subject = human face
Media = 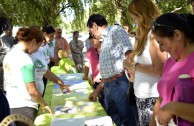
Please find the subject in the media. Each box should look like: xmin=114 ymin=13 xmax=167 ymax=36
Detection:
xmin=73 ymin=32 xmax=79 ymax=39
xmin=56 ymin=29 xmax=62 ymax=37
xmin=4 ymin=28 xmax=12 ymax=36
xmin=153 ymin=33 xmax=183 ymax=60
xmin=28 ymin=40 xmax=43 ymax=54
xmin=130 ymin=13 xmax=140 ymax=25
xmin=44 ymin=32 xmax=55 ymax=43
xmin=90 ymin=38 xmax=100 ymax=49
xmin=88 ymin=23 xmax=101 ymax=39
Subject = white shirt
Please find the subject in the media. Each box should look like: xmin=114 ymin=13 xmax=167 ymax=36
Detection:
xmin=134 ymin=31 xmax=160 ymax=98
xmin=3 ymin=45 xmax=38 ymax=109
xmin=30 ymin=48 xmax=48 ymax=95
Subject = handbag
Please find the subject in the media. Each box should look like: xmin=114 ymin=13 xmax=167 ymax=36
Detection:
xmin=127 ymin=82 xmax=136 ymax=105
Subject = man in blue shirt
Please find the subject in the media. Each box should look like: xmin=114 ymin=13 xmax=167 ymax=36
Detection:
xmin=87 ymin=14 xmax=138 ymax=126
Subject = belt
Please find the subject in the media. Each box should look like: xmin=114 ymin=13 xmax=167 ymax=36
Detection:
xmin=102 ymin=72 xmax=125 ymax=83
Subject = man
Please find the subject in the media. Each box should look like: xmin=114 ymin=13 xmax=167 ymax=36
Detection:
xmin=0 ymin=27 xmax=14 ymax=66
xmin=87 ymin=14 xmax=138 ymax=126
xmin=55 ymin=28 xmax=69 ymax=65
xmin=69 ymin=31 xmax=84 ymax=73
xmin=1 ymin=27 xmax=14 ymax=49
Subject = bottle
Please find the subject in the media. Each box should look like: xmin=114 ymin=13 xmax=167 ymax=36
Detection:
xmin=173 ymin=74 xmax=194 ymax=126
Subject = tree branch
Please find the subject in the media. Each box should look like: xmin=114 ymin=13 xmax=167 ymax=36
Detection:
xmin=171 ymin=0 xmax=187 ymax=13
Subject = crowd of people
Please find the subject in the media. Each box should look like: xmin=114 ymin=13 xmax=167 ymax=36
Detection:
xmin=1 ymin=0 xmax=194 ymax=126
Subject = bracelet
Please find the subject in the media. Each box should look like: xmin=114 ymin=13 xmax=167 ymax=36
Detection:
xmin=131 ymin=63 xmax=138 ymax=70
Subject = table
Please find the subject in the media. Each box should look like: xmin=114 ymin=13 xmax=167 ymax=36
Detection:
xmin=34 ymin=73 xmax=112 ymax=126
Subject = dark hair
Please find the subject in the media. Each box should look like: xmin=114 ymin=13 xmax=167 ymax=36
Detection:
xmin=191 ymin=0 xmax=194 ymax=4
xmin=42 ymin=25 xmax=55 ymax=34
xmin=0 ymin=17 xmax=11 ymax=35
xmin=73 ymin=31 xmax=79 ymax=35
xmin=87 ymin=14 xmax=108 ymax=28
xmin=16 ymin=27 xmax=44 ymax=43
xmin=152 ymin=13 xmax=194 ymax=41
xmin=89 ymin=34 xmax=93 ymax=39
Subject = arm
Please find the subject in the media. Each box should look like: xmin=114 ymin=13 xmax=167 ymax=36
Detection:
xmin=69 ymin=42 xmax=75 ymax=54
xmin=88 ymin=82 xmax=104 ymax=101
xmin=136 ymin=34 xmax=168 ymax=77
xmin=63 ymin=38 xmax=70 ymax=53
xmin=25 ymin=82 xmax=53 ymax=114
xmin=83 ymin=61 xmax=90 ymax=80
xmin=44 ymin=69 xmax=70 ymax=92
xmin=157 ymin=102 xmax=194 ymax=125
xmin=150 ymin=96 xmax=162 ymax=126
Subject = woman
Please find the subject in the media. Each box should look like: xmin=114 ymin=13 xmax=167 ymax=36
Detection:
xmin=69 ymin=31 xmax=84 ymax=73
xmin=3 ymin=27 xmax=53 ymax=125
xmin=151 ymin=13 xmax=194 ymax=126
xmin=16 ymin=27 xmax=70 ymax=96
xmin=125 ymin=0 xmax=168 ymax=125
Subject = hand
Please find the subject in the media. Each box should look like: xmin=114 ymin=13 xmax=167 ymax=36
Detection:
xmin=83 ymin=76 xmax=88 ymax=80
xmin=88 ymin=90 xmax=99 ymax=101
xmin=77 ymin=64 xmax=83 ymax=69
xmin=125 ymin=68 xmax=135 ymax=82
xmin=41 ymin=105 xmax=54 ymax=115
xmin=156 ymin=104 xmax=173 ymax=125
xmin=123 ymin=59 xmax=131 ymax=70
xmin=60 ymin=84 xmax=71 ymax=93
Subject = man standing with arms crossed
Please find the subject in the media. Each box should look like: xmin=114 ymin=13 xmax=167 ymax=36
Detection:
xmin=87 ymin=14 xmax=138 ymax=126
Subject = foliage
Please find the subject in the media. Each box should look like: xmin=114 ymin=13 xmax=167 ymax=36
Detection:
xmin=156 ymin=0 xmax=191 ymax=13
xmin=0 ymin=0 xmax=86 ymax=29
xmin=0 ymin=0 xmax=193 ymax=32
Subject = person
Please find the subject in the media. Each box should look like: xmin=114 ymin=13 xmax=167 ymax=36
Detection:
xmin=191 ymin=0 xmax=194 ymax=14
xmin=22 ymin=28 xmax=71 ymax=97
xmin=0 ymin=16 xmax=11 ymax=124
xmin=0 ymin=25 xmax=13 ymax=67
xmin=83 ymin=35 xmax=104 ymax=107
xmin=3 ymin=27 xmax=53 ymax=126
xmin=69 ymin=31 xmax=84 ymax=73
xmin=124 ymin=0 xmax=168 ymax=125
xmin=1 ymin=26 xmax=14 ymax=49
xmin=55 ymin=28 xmax=69 ymax=65
xmin=15 ymin=27 xmax=25 ymax=45
xmin=150 ymin=13 xmax=194 ymax=126
xmin=42 ymin=25 xmax=57 ymax=67
xmin=87 ymin=14 xmax=138 ymax=126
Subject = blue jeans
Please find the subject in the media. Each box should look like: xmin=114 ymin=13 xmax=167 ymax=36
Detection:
xmin=104 ymin=74 xmax=138 ymax=126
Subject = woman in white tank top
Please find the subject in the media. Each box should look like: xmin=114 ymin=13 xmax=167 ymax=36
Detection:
xmin=124 ymin=0 xmax=168 ymax=126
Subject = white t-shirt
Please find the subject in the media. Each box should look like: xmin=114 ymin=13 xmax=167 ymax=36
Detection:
xmin=3 ymin=44 xmax=38 ymax=109
xmin=30 ymin=48 xmax=48 ymax=95
xmin=40 ymin=43 xmax=50 ymax=64
xmin=134 ymin=31 xmax=160 ymax=98
xmin=47 ymin=39 xmax=56 ymax=58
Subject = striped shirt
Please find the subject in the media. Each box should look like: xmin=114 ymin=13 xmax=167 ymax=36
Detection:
xmin=100 ymin=25 xmax=133 ymax=78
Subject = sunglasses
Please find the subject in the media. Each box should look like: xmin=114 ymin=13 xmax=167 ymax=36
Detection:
xmin=152 ymin=20 xmax=175 ymax=31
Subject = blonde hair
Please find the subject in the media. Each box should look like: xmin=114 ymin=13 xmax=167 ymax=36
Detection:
xmin=128 ymin=0 xmax=160 ymax=58
xmin=58 ymin=49 xmax=68 ymax=59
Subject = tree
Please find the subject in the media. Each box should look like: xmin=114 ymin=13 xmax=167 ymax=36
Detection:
xmin=156 ymin=0 xmax=191 ymax=13
xmin=0 ymin=0 xmax=192 ymax=32
xmin=88 ymin=0 xmax=192 ymax=31
xmin=0 ymin=0 xmax=86 ymax=28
